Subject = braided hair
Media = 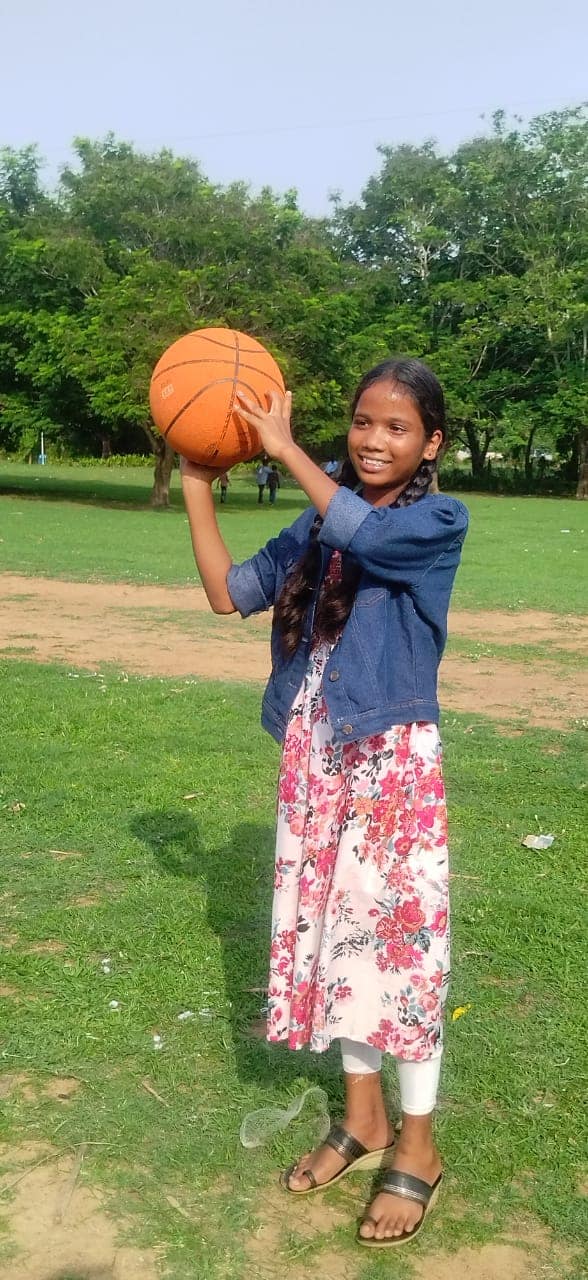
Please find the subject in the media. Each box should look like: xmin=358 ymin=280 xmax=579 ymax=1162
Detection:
xmin=274 ymin=358 xmax=446 ymax=657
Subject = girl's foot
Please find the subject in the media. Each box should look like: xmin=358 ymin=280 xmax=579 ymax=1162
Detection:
xmin=358 ymin=1138 xmax=442 ymax=1240
xmin=285 ymin=1116 xmax=396 ymax=1191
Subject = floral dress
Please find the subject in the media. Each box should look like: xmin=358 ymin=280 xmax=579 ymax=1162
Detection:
xmin=266 ymin=553 xmax=450 ymax=1062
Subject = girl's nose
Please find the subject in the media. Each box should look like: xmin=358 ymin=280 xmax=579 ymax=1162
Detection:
xmin=363 ymin=424 xmax=387 ymax=451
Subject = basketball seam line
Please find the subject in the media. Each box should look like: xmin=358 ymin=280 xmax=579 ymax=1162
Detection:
xmin=162 ymin=376 xmax=264 ymax=444
xmin=186 ymin=331 xmax=267 ymax=355
xmin=152 ymin=358 xmax=283 ymax=394
xmin=218 ymin=330 xmax=241 ymax=455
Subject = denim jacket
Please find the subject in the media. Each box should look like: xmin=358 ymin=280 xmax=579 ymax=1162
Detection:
xmin=227 ymin=487 xmax=469 ymax=744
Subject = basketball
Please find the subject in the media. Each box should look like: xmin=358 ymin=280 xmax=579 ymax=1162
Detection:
xmin=149 ymin=328 xmax=285 ymax=467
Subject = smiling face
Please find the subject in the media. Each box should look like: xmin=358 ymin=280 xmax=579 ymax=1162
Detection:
xmin=347 ymin=379 xmax=444 ymax=507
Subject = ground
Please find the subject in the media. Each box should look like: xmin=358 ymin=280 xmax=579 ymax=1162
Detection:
xmin=1 ymin=574 xmax=586 ymax=730
xmin=1 ymin=564 xmax=586 ymax=1280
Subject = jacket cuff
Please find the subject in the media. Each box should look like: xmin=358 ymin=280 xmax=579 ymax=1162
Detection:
xmin=318 ymin=487 xmax=370 ymax=551
xmin=226 ymin=561 xmax=268 ymax=617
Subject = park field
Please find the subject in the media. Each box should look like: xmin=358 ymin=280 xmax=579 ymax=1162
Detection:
xmin=0 ymin=462 xmax=587 ymax=1280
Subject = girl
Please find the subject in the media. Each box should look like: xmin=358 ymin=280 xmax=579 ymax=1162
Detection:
xmin=181 ymin=357 xmax=468 ymax=1248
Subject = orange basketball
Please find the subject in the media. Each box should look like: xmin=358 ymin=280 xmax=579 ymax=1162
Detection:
xmin=149 ymin=328 xmax=285 ymax=467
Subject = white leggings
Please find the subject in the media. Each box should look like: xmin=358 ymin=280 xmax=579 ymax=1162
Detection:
xmin=339 ymin=1037 xmax=442 ymax=1115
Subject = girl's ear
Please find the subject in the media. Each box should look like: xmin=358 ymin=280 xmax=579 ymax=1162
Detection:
xmin=424 ymin=429 xmax=444 ymax=460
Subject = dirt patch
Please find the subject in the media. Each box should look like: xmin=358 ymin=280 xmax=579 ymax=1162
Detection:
xmin=43 ymin=1078 xmax=81 ymax=1103
xmin=68 ymin=894 xmax=103 ymax=908
xmin=413 ymin=1239 xmax=570 ymax=1280
xmin=450 ymin=609 xmax=588 ymax=655
xmin=1 ymin=574 xmax=586 ymax=729
xmin=0 ymin=1075 xmax=37 ymax=1103
xmin=24 ymin=940 xmax=67 ymax=955
xmin=0 ymin=1076 xmax=80 ymax=1104
xmin=0 ymin=1145 xmax=161 ymax=1280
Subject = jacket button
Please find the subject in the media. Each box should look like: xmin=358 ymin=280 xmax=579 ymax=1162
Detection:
xmin=342 ymin=724 xmax=353 ymax=735
xmin=329 ymin=669 xmax=340 ymax=681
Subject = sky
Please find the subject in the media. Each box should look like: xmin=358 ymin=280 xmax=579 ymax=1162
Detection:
xmin=1 ymin=0 xmax=586 ymax=214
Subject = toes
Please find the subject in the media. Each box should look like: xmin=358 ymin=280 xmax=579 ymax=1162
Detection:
xmin=359 ymin=1217 xmax=376 ymax=1239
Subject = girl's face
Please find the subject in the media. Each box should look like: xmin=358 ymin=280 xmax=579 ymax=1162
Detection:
xmin=347 ymin=380 xmax=443 ymax=507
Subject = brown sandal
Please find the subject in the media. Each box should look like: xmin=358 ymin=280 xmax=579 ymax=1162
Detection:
xmin=357 ymin=1169 xmax=443 ymax=1246
xmin=280 ymin=1123 xmax=396 ymax=1195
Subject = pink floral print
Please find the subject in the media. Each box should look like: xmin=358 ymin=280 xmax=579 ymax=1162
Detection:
xmin=267 ymin=641 xmax=450 ymax=1062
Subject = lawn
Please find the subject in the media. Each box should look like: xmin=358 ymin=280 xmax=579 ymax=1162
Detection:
xmin=0 ymin=461 xmax=587 ymax=612
xmin=0 ymin=462 xmax=587 ymax=1278
xmin=0 ymin=663 xmax=586 ymax=1278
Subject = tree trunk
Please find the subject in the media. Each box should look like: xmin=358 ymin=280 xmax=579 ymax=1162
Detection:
xmin=151 ymin=437 xmax=175 ymax=508
xmin=576 ymin=424 xmax=588 ymax=499
xmin=100 ymin=433 xmax=112 ymax=459
xmin=524 ymin=424 xmax=538 ymax=483
xmin=463 ymin=422 xmax=489 ymax=480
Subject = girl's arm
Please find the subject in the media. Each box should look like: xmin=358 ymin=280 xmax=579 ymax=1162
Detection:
xmin=180 ymin=459 xmax=236 ymax=614
xmin=236 ymin=391 xmax=338 ymax=516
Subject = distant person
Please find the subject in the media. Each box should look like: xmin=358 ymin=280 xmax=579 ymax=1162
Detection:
xmin=267 ymin=465 xmax=281 ymax=505
xmin=181 ymin=357 xmax=469 ymax=1250
xmin=216 ymin=471 xmax=230 ymax=504
xmin=255 ymin=460 xmax=271 ymax=504
xmin=323 ymin=457 xmax=340 ymax=477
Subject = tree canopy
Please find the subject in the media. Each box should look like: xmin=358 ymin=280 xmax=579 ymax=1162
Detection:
xmin=1 ymin=107 xmax=586 ymax=504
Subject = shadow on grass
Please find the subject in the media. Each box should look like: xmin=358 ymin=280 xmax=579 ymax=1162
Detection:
xmin=47 ymin=1272 xmax=112 ymax=1280
xmin=131 ymin=809 xmax=342 ymax=1099
xmin=0 ymin=473 xmax=305 ymax=515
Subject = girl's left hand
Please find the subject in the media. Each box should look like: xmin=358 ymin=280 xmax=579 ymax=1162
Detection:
xmin=235 ymin=390 xmax=294 ymax=462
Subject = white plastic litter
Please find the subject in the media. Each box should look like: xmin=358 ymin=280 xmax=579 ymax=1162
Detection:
xmin=177 ymin=1010 xmax=195 ymax=1021
xmin=108 ymin=1000 xmax=120 ymax=1010
xmin=521 ymin=834 xmax=555 ymax=850
xmin=239 ymin=1085 xmax=330 ymax=1150
xmin=152 ymin=1033 xmax=164 ymax=1051
xmin=100 ymin=958 xmax=111 ymax=975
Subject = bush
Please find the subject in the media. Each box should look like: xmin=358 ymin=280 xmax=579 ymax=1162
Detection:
xmin=439 ymin=463 xmax=575 ymax=497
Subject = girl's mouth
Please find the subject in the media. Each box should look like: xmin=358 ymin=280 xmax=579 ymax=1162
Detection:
xmin=357 ymin=455 xmax=390 ymax=473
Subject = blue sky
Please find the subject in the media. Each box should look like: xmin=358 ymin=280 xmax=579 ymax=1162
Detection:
xmin=2 ymin=0 xmax=586 ymax=213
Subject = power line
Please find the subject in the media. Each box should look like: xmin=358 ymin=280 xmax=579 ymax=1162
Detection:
xmin=8 ymin=96 xmax=583 ymax=158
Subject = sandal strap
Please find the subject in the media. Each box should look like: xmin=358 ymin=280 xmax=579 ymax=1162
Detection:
xmin=379 ymin=1170 xmax=440 ymax=1207
xmin=324 ymin=1124 xmax=368 ymax=1164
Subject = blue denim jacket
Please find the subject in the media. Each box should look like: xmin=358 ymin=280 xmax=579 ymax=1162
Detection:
xmin=227 ymin=487 xmax=469 ymax=744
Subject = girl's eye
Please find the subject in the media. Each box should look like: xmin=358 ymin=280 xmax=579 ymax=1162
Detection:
xmin=353 ymin=418 xmax=368 ymax=428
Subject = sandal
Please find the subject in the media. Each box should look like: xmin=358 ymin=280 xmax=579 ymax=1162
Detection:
xmin=280 ymin=1123 xmax=396 ymax=1196
xmin=357 ymin=1169 xmax=443 ymax=1247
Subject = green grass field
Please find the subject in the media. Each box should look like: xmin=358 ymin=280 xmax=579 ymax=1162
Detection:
xmin=1 ymin=460 xmax=586 ymax=612
xmin=1 ymin=463 xmax=587 ymax=1279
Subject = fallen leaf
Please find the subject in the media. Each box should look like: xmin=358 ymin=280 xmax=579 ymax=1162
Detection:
xmin=451 ymin=1003 xmax=472 ymax=1022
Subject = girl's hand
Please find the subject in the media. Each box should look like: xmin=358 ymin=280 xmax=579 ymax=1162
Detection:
xmin=180 ymin=456 xmax=225 ymax=484
xmin=235 ymin=390 xmax=294 ymax=462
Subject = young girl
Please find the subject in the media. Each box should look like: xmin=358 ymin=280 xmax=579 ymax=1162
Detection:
xmin=181 ymin=357 xmax=468 ymax=1249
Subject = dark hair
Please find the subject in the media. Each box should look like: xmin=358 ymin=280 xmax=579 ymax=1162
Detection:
xmin=275 ymin=357 xmax=447 ymax=657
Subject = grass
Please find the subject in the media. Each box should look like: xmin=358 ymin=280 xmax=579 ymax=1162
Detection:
xmin=445 ymin=636 xmax=588 ymax=670
xmin=1 ymin=461 xmax=587 ymax=1276
xmin=1 ymin=660 xmax=587 ymax=1278
xmin=0 ymin=461 xmax=586 ymax=612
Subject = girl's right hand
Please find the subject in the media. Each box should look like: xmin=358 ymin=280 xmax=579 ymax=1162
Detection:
xmin=180 ymin=456 xmax=224 ymax=484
